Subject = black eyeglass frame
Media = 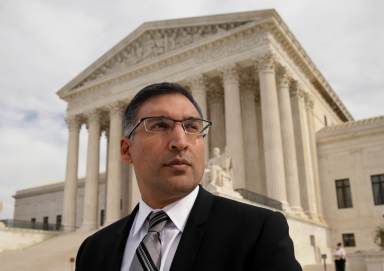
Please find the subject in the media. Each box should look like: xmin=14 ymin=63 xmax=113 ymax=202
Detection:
xmin=127 ymin=116 xmax=212 ymax=139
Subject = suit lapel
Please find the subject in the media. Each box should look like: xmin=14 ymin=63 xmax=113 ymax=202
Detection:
xmin=109 ymin=205 xmax=139 ymax=271
xmin=170 ymin=187 xmax=214 ymax=271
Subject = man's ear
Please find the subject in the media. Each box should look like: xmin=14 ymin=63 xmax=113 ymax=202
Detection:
xmin=121 ymin=137 xmax=132 ymax=164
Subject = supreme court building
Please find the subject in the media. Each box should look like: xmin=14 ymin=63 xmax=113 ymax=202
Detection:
xmin=13 ymin=10 xmax=384 ymax=269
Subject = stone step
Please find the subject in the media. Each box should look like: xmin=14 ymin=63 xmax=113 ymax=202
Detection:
xmin=0 ymin=230 xmax=95 ymax=271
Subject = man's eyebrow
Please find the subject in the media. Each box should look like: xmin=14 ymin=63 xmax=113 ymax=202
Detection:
xmin=141 ymin=115 xmax=201 ymax=120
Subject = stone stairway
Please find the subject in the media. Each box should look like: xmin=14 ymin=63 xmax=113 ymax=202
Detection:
xmin=0 ymin=230 xmax=94 ymax=271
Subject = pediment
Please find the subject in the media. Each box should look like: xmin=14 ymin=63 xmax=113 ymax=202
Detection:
xmin=57 ymin=10 xmax=277 ymax=96
xmin=76 ymin=22 xmax=250 ymax=88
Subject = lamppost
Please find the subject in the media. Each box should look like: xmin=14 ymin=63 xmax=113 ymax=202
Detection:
xmin=321 ymin=254 xmax=327 ymax=271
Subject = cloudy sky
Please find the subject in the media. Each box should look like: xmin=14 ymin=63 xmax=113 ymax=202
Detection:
xmin=0 ymin=0 xmax=383 ymax=219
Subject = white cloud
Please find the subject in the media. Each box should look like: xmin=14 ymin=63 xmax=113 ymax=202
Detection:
xmin=0 ymin=0 xmax=383 ymax=219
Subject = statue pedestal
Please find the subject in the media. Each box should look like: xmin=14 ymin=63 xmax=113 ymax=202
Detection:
xmin=205 ymin=182 xmax=243 ymax=199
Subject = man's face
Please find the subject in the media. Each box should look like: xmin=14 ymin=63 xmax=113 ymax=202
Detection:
xmin=121 ymin=93 xmax=205 ymax=208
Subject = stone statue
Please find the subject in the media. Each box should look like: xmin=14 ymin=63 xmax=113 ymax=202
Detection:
xmin=203 ymin=147 xmax=242 ymax=199
xmin=207 ymin=147 xmax=233 ymax=187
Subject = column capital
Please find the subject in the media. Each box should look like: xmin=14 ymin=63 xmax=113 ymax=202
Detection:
xmin=277 ymin=68 xmax=291 ymax=89
xmin=84 ymin=109 xmax=101 ymax=123
xmin=304 ymin=93 xmax=315 ymax=110
xmin=65 ymin=115 xmax=81 ymax=132
xmin=106 ymin=102 xmax=126 ymax=116
xmin=187 ymin=74 xmax=206 ymax=90
xmin=289 ymin=83 xmax=306 ymax=99
xmin=254 ymin=53 xmax=276 ymax=73
xmin=207 ymin=81 xmax=223 ymax=104
xmin=240 ymin=71 xmax=255 ymax=93
xmin=220 ymin=64 xmax=239 ymax=82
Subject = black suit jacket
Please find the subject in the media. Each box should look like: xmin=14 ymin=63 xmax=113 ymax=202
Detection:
xmin=76 ymin=187 xmax=302 ymax=271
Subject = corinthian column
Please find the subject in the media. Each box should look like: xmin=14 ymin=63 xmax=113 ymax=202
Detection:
xmin=305 ymin=94 xmax=324 ymax=221
xmin=277 ymin=71 xmax=303 ymax=213
xmin=82 ymin=110 xmax=101 ymax=230
xmin=240 ymin=75 xmax=261 ymax=192
xmin=290 ymin=85 xmax=318 ymax=220
xmin=256 ymin=56 xmax=288 ymax=207
xmin=105 ymin=103 xmax=124 ymax=225
xmin=62 ymin=116 xmax=81 ymax=232
xmin=207 ymin=82 xmax=225 ymax=156
xmin=221 ymin=65 xmax=246 ymax=189
xmin=188 ymin=75 xmax=209 ymax=162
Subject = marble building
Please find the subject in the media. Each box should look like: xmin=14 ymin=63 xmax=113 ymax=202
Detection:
xmin=12 ymin=9 xmax=384 ymax=269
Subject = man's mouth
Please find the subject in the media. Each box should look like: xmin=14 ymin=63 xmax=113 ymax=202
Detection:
xmin=164 ymin=158 xmax=192 ymax=170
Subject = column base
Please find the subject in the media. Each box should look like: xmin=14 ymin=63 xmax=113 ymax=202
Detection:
xmin=80 ymin=222 xmax=98 ymax=231
xmin=62 ymin=224 xmax=76 ymax=232
xmin=285 ymin=206 xmax=307 ymax=219
xmin=305 ymin=211 xmax=323 ymax=224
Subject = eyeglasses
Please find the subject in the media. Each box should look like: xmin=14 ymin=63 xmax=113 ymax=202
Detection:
xmin=127 ymin=116 xmax=212 ymax=138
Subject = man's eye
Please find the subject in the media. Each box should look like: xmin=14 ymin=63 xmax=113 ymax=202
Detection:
xmin=149 ymin=121 xmax=171 ymax=131
xmin=184 ymin=121 xmax=201 ymax=132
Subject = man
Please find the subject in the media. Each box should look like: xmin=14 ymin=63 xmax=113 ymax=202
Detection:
xmin=334 ymin=243 xmax=346 ymax=271
xmin=75 ymin=82 xmax=302 ymax=271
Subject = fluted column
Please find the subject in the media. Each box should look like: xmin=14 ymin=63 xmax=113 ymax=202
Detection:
xmin=255 ymin=93 xmax=267 ymax=195
xmin=189 ymin=75 xmax=209 ymax=161
xmin=277 ymin=72 xmax=303 ymax=213
xmin=207 ymin=83 xmax=225 ymax=157
xmin=222 ymin=65 xmax=246 ymax=189
xmin=290 ymin=86 xmax=318 ymax=220
xmin=128 ymin=165 xmax=141 ymax=213
xmin=105 ymin=103 xmax=124 ymax=225
xmin=240 ymin=76 xmax=261 ymax=193
xmin=256 ymin=56 xmax=288 ymax=207
xmin=305 ymin=94 xmax=324 ymax=221
xmin=62 ymin=116 xmax=81 ymax=232
xmin=82 ymin=110 xmax=101 ymax=230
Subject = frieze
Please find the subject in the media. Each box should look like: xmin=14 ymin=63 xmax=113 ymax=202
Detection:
xmin=75 ymin=22 xmax=251 ymax=88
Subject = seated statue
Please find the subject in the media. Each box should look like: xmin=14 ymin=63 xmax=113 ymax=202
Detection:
xmin=207 ymin=147 xmax=233 ymax=187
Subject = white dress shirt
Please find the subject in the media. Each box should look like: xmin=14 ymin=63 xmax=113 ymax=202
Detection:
xmin=120 ymin=186 xmax=199 ymax=271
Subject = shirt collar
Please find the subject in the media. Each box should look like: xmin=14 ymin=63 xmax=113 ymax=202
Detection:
xmin=132 ymin=185 xmax=199 ymax=237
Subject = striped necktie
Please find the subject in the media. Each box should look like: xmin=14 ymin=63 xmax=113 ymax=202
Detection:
xmin=129 ymin=211 xmax=170 ymax=271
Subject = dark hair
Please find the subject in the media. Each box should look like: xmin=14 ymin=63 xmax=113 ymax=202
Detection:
xmin=123 ymin=82 xmax=203 ymax=136
xmin=337 ymin=243 xmax=342 ymax=246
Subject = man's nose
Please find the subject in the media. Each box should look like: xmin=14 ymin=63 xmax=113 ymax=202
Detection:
xmin=168 ymin=123 xmax=189 ymax=151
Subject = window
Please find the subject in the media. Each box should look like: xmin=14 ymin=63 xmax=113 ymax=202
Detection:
xmin=56 ymin=215 xmax=62 ymax=231
xmin=371 ymin=174 xmax=384 ymax=205
xmin=31 ymin=218 xmax=36 ymax=229
xmin=335 ymin=179 xmax=353 ymax=208
xmin=324 ymin=115 xmax=328 ymax=127
xmin=342 ymin=233 xmax=356 ymax=247
xmin=43 ymin=216 xmax=49 ymax=230
xmin=100 ymin=209 xmax=105 ymax=226
xmin=310 ymin=235 xmax=316 ymax=246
